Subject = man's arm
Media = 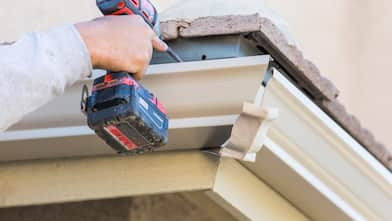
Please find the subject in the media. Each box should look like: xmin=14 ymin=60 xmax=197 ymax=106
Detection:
xmin=0 ymin=24 xmax=91 ymax=131
xmin=0 ymin=15 xmax=167 ymax=132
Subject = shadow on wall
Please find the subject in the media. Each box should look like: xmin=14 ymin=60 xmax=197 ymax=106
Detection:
xmin=0 ymin=193 xmax=236 ymax=221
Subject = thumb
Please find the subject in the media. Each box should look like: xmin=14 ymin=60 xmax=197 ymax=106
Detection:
xmin=152 ymin=36 xmax=168 ymax=52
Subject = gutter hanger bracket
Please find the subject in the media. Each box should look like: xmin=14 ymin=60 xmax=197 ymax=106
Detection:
xmin=220 ymin=86 xmax=279 ymax=162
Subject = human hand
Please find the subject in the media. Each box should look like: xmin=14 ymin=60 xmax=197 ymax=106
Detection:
xmin=75 ymin=15 xmax=167 ymax=80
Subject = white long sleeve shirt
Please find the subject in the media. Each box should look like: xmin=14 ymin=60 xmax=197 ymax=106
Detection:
xmin=0 ymin=25 xmax=92 ymax=132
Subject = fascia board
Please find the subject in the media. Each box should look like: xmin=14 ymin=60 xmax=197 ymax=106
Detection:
xmin=0 ymin=151 xmax=219 ymax=208
xmin=245 ymin=68 xmax=392 ymax=221
xmin=0 ymin=56 xmax=270 ymax=161
xmin=208 ymin=158 xmax=310 ymax=221
xmin=0 ymin=147 xmax=310 ymax=220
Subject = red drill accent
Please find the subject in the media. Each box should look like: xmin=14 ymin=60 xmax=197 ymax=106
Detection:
xmin=104 ymin=74 xmax=113 ymax=83
xmin=117 ymin=1 xmax=125 ymax=9
xmin=105 ymin=125 xmax=138 ymax=150
xmin=113 ymin=7 xmax=134 ymax=15
xmin=130 ymin=0 xmax=139 ymax=7
xmin=142 ymin=10 xmax=149 ymax=18
xmin=93 ymin=77 xmax=137 ymax=92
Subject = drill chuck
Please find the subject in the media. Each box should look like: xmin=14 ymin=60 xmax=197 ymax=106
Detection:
xmin=96 ymin=0 xmax=160 ymax=35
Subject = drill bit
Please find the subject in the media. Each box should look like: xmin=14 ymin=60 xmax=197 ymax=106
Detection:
xmin=166 ymin=46 xmax=183 ymax=63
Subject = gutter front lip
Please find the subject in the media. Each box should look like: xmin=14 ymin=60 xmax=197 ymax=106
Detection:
xmin=0 ymin=115 xmax=238 ymax=142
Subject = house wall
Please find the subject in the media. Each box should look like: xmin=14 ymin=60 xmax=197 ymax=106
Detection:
xmin=263 ymin=0 xmax=392 ymax=150
xmin=0 ymin=1 xmax=390 ymax=147
xmin=0 ymin=193 xmax=237 ymax=221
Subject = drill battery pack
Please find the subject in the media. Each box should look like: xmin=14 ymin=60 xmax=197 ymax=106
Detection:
xmin=82 ymin=72 xmax=169 ymax=154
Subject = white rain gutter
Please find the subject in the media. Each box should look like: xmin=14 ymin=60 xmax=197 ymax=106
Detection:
xmin=0 ymin=56 xmax=391 ymax=221
xmin=0 ymin=56 xmax=270 ymax=160
xmin=245 ymin=68 xmax=392 ymax=221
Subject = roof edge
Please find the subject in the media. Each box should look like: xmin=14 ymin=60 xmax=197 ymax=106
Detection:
xmin=160 ymin=14 xmax=392 ymax=171
xmin=160 ymin=14 xmax=339 ymax=100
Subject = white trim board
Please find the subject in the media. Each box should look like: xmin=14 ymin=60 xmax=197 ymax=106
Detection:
xmin=0 ymin=151 xmax=310 ymax=221
xmin=0 ymin=151 xmax=219 ymax=208
xmin=208 ymin=158 xmax=310 ymax=221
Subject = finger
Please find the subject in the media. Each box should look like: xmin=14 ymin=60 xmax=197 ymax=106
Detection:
xmin=134 ymin=66 xmax=146 ymax=80
xmin=152 ymin=36 xmax=168 ymax=52
xmin=134 ymin=46 xmax=153 ymax=80
xmin=132 ymin=58 xmax=145 ymax=80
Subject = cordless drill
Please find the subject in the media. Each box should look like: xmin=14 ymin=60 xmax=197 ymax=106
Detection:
xmin=96 ymin=0 xmax=182 ymax=61
xmin=81 ymin=0 xmax=178 ymax=155
xmin=97 ymin=0 xmax=160 ymax=36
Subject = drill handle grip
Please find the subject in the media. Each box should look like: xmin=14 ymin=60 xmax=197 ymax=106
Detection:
xmin=96 ymin=0 xmax=158 ymax=30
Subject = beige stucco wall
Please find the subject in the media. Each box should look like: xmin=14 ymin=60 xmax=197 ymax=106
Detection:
xmin=263 ymin=0 xmax=392 ymax=150
xmin=0 ymin=1 xmax=99 ymax=41
xmin=0 ymin=0 xmax=172 ymax=41
xmin=0 ymin=0 xmax=390 ymax=149
xmin=0 ymin=193 xmax=237 ymax=221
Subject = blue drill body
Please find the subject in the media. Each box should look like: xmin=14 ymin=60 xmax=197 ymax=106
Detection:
xmin=82 ymin=0 xmax=170 ymax=154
